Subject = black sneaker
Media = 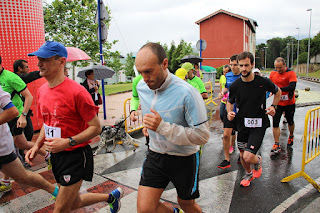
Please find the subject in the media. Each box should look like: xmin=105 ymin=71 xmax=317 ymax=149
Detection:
xmin=217 ymin=160 xmax=231 ymax=169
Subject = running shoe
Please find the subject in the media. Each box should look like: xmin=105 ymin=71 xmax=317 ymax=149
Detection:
xmin=287 ymin=136 xmax=294 ymax=147
xmin=229 ymin=146 xmax=234 ymax=154
xmin=217 ymin=160 xmax=231 ymax=169
xmin=199 ymin=145 xmax=203 ymax=156
xmin=240 ymin=173 xmax=254 ymax=187
xmin=271 ymin=143 xmax=281 ymax=154
xmin=252 ymin=155 xmax=262 ymax=179
xmin=108 ymin=187 xmax=124 ymax=213
xmin=0 ymin=182 xmax=12 ymax=198
xmin=173 ymin=207 xmax=185 ymax=213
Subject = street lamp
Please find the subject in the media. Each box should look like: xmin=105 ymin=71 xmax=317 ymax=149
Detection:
xmin=296 ymin=27 xmax=300 ymax=73
xmin=287 ymin=43 xmax=290 ymax=66
xmin=264 ymin=47 xmax=268 ymax=70
xmin=307 ymin=9 xmax=312 ymax=78
xmin=291 ymin=39 xmax=294 ymax=68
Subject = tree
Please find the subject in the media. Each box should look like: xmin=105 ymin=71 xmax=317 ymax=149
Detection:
xmin=43 ymin=0 xmax=117 ymax=65
xmin=106 ymin=51 xmax=122 ymax=83
xmin=123 ymin=53 xmax=135 ymax=77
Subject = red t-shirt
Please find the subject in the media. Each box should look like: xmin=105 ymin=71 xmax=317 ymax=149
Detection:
xmin=269 ymin=68 xmax=297 ymax=106
xmin=37 ymin=77 xmax=99 ymax=151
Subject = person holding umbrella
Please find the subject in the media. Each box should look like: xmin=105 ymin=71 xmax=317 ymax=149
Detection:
xmin=81 ymin=70 xmax=101 ymax=106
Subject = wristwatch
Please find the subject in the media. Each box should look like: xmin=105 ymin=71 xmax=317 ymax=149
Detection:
xmin=68 ymin=137 xmax=77 ymax=146
xmin=21 ymin=112 xmax=27 ymax=116
xmin=271 ymin=104 xmax=277 ymax=109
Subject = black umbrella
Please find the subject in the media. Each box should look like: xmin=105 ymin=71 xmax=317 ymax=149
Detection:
xmin=180 ymin=55 xmax=203 ymax=64
xmin=77 ymin=65 xmax=115 ymax=80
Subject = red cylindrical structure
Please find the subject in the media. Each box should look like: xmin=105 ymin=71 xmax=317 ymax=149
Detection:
xmin=0 ymin=0 xmax=46 ymax=131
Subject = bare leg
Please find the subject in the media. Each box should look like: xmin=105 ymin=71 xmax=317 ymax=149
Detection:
xmin=288 ymin=123 xmax=295 ymax=137
xmin=137 ymin=185 xmax=172 ymax=213
xmin=223 ymin=128 xmax=233 ymax=161
xmin=1 ymin=158 xmax=55 ymax=194
xmin=272 ymin=127 xmax=280 ymax=143
xmin=178 ymin=197 xmax=202 ymax=213
xmin=14 ymin=135 xmax=47 ymax=156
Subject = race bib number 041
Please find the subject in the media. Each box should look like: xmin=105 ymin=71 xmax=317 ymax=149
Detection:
xmin=244 ymin=118 xmax=262 ymax=128
xmin=44 ymin=123 xmax=61 ymax=138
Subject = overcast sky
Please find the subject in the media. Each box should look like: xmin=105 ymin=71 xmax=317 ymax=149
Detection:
xmin=101 ymin=0 xmax=319 ymax=56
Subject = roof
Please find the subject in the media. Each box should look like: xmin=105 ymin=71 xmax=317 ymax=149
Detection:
xmin=195 ymin=9 xmax=258 ymax=33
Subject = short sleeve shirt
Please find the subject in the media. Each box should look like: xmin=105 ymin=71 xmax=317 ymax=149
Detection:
xmin=0 ymin=70 xmax=27 ymax=115
xmin=189 ymin=76 xmax=207 ymax=94
xmin=37 ymin=77 xmax=99 ymax=151
xmin=269 ymin=68 xmax=297 ymax=106
xmin=228 ymin=75 xmax=278 ymax=131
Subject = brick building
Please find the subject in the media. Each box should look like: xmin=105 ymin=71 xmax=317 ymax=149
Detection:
xmin=195 ymin=9 xmax=258 ymax=68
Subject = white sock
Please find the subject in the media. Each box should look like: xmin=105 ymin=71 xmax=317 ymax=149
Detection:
xmin=44 ymin=152 xmax=51 ymax=160
xmin=1 ymin=179 xmax=10 ymax=186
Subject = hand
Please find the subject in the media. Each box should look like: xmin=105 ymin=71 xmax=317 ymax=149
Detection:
xmin=218 ymin=92 xmax=224 ymax=99
xmin=44 ymin=138 xmax=69 ymax=153
xmin=227 ymin=111 xmax=236 ymax=121
xmin=143 ymin=109 xmax=162 ymax=131
xmin=17 ymin=115 xmax=27 ymax=128
xmin=142 ymin=127 xmax=149 ymax=137
xmin=25 ymin=146 xmax=40 ymax=166
xmin=130 ymin=110 xmax=138 ymax=122
xmin=265 ymin=106 xmax=276 ymax=116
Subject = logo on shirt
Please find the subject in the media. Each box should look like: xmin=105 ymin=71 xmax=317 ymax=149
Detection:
xmin=250 ymin=145 xmax=255 ymax=150
xmin=63 ymin=175 xmax=71 ymax=183
xmin=163 ymin=112 xmax=172 ymax=118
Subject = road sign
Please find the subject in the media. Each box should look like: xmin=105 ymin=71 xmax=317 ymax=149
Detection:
xmin=196 ymin=39 xmax=207 ymax=51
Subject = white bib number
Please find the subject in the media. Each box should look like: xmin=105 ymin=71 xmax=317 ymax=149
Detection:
xmin=244 ymin=118 xmax=262 ymax=128
xmin=280 ymin=94 xmax=289 ymax=101
xmin=44 ymin=123 xmax=61 ymax=138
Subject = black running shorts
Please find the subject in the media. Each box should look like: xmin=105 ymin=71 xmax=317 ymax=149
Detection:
xmin=273 ymin=104 xmax=295 ymax=127
xmin=51 ymin=145 xmax=93 ymax=186
xmin=237 ymin=127 xmax=266 ymax=154
xmin=139 ymin=150 xmax=200 ymax=200
xmin=0 ymin=152 xmax=17 ymax=169
xmin=223 ymin=110 xmax=237 ymax=133
xmin=8 ymin=117 xmax=24 ymax=136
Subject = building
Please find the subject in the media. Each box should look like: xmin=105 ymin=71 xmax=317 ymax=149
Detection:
xmin=195 ymin=9 xmax=258 ymax=68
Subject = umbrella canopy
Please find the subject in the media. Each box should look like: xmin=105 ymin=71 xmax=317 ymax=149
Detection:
xmin=77 ymin=65 xmax=115 ymax=80
xmin=201 ymin=65 xmax=216 ymax=72
xmin=180 ymin=55 xmax=203 ymax=64
xmin=66 ymin=47 xmax=91 ymax=62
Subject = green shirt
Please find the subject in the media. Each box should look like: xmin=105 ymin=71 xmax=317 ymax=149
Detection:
xmin=130 ymin=75 xmax=143 ymax=111
xmin=189 ymin=76 xmax=207 ymax=94
xmin=187 ymin=80 xmax=200 ymax=92
xmin=0 ymin=69 xmax=27 ymax=115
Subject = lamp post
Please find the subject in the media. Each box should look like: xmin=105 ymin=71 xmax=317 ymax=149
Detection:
xmin=306 ymin=9 xmax=312 ymax=78
xmin=264 ymin=46 xmax=268 ymax=70
xmin=291 ymin=40 xmax=294 ymax=68
xmin=287 ymin=43 xmax=290 ymax=66
xmin=296 ymin=27 xmax=300 ymax=73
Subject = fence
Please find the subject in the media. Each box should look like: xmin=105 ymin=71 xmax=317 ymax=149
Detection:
xmin=281 ymin=106 xmax=320 ymax=192
xmin=123 ymin=98 xmax=144 ymax=133
xmin=204 ymin=81 xmax=218 ymax=106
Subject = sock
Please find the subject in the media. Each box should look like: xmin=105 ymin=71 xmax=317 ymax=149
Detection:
xmin=107 ymin=193 xmax=115 ymax=203
xmin=289 ymin=135 xmax=294 ymax=138
xmin=45 ymin=152 xmax=51 ymax=160
xmin=173 ymin=208 xmax=178 ymax=213
xmin=1 ymin=179 xmax=10 ymax=186
xmin=247 ymin=171 xmax=252 ymax=175
xmin=51 ymin=186 xmax=59 ymax=197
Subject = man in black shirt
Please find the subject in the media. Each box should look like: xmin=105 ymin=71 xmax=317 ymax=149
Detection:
xmin=227 ymin=52 xmax=281 ymax=187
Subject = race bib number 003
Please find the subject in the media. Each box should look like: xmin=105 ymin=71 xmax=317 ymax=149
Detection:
xmin=244 ymin=118 xmax=262 ymax=128
xmin=44 ymin=123 xmax=61 ymax=138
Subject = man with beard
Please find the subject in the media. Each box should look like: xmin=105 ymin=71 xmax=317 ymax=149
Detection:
xmin=227 ymin=51 xmax=281 ymax=187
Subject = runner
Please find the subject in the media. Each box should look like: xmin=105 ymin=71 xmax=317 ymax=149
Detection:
xmin=25 ymin=41 xmax=123 ymax=213
xmin=227 ymin=51 xmax=281 ymax=187
xmin=135 ymin=42 xmax=209 ymax=213
xmin=269 ymin=57 xmax=297 ymax=156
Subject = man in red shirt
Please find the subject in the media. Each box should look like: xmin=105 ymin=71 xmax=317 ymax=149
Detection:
xmin=269 ymin=57 xmax=297 ymax=155
xmin=25 ymin=41 xmax=123 ymax=213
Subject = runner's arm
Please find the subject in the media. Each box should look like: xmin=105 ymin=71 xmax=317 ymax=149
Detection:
xmin=280 ymin=82 xmax=296 ymax=92
xmin=0 ymin=103 xmax=19 ymax=125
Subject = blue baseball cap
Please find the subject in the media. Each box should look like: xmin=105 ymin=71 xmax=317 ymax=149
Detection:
xmin=28 ymin=41 xmax=68 ymax=58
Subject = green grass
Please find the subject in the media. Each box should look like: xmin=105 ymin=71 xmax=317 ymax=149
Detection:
xmin=297 ymin=70 xmax=320 ymax=78
xmin=99 ymin=83 xmax=132 ymax=95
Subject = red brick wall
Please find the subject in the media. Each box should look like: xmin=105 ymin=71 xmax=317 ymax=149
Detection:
xmin=199 ymin=13 xmax=244 ymax=68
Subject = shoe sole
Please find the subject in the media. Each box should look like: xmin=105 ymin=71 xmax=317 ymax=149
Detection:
xmin=0 ymin=189 xmax=12 ymax=198
xmin=217 ymin=164 xmax=231 ymax=169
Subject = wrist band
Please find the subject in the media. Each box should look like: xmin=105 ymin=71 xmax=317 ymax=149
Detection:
xmin=51 ymin=186 xmax=59 ymax=197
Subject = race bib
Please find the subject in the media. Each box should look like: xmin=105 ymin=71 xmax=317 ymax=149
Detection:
xmin=280 ymin=94 xmax=289 ymax=101
xmin=44 ymin=123 xmax=61 ymax=138
xmin=244 ymin=118 xmax=262 ymax=128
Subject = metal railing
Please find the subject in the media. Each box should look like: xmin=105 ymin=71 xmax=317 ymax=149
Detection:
xmin=123 ymin=98 xmax=144 ymax=133
xmin=281 ymin=106 xmax=320 ymax=192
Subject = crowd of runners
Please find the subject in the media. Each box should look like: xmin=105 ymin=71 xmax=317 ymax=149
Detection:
xmin=0 ymin=41 xmax=297 ymax=212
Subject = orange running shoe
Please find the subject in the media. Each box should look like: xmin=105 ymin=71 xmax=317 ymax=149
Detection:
xmin=271 ymin=143 xmax=281 ymax=154
xmin=252 ymin=155 xmax=262 ymax=179
xmin=240 ymin=173 xmax=253 ymax=187
xmin=287 ymin=136 xmax=294 ymax=147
